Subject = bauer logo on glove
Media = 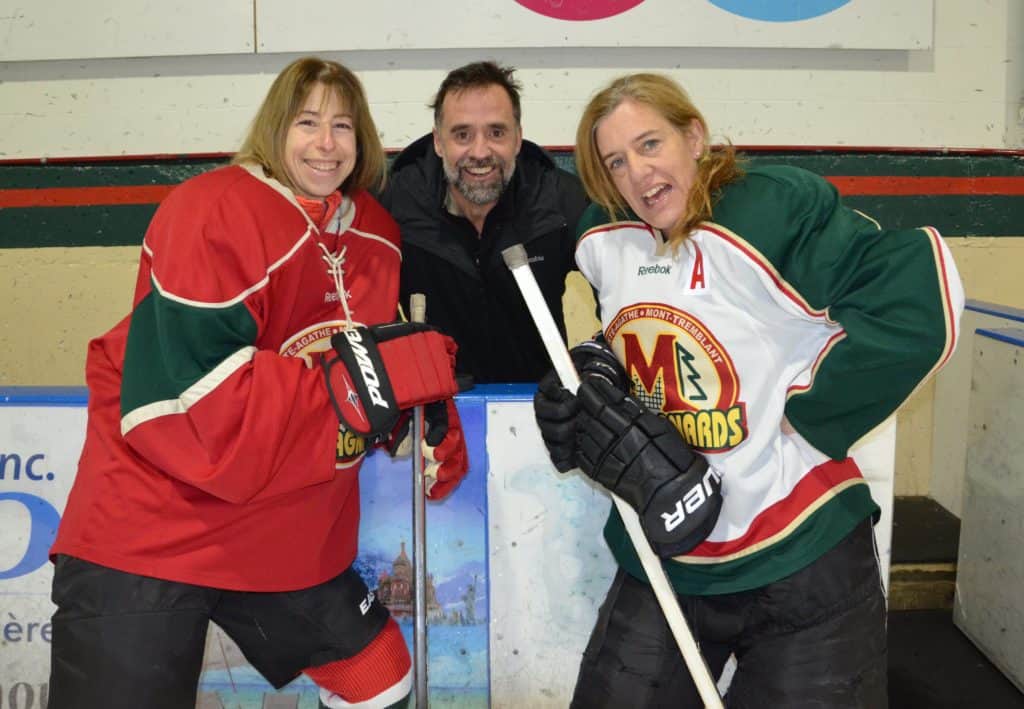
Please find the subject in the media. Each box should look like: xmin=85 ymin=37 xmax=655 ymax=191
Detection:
xmin=644 ymin=463 xmax=722 ymax=556
xmin=660 ymin=466 xmax=722 ymax=533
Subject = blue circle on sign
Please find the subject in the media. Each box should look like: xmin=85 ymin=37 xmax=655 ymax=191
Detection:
xmin=708 ymin=0 xmax=850 ymax=22
xmin=0 ymin=492 xmax=61 ymax=579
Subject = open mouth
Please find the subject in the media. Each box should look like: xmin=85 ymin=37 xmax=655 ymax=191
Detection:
xmin=459 ymin=160 xmax=499 ymax=180
xmin=642 ymin=184 xmax=671 ymax=207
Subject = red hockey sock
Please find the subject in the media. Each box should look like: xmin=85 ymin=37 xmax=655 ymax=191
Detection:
xmin=303 ymin=618 xmax=411 ymax=704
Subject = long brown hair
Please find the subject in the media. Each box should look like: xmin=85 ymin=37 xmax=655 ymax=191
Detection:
xmin=576 ymin=73 xmax=742 ymax=245
xmin=234 ymin=57 xmax=386 ymax=194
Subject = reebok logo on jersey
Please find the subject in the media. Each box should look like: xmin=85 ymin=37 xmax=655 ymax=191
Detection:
xmin=341 ymin=329 xmax=390 ymax=409
xmin=661 ymin=467 xmax=722 ymax=532
xmin=324 ymin=289 xmax=353 ymax=303
xmin=638 ymin=264 xmax=671 ymax=276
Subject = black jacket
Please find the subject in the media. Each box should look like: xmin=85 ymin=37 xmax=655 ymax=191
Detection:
xmin=380 ymin=134 xmax=588 ymax=384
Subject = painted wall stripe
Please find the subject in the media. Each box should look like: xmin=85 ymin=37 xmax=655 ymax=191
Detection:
xmin=0 ymin=184 xmax=175 ymax=208
xmin=3 ymin=175 xmax=1022 ymax=209
xmin=825 ymin=176 xmax=1024 ymax=196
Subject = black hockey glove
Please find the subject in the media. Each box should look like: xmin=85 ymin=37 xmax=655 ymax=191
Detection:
xmin=569 ymin=333 xmax=628 ymax=391
xmin=533 ymin=334 xmax=628 ymax=472
xmin=576 ymin=377 xmax=722 ymax=558
xmin=534 ymin=370 xmax=580 ymax=472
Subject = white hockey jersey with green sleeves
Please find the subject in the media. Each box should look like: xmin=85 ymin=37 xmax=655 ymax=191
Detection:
xmin=574 ymin=165 xmax=964 ymax=595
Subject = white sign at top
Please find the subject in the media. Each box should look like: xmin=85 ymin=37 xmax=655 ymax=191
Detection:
xmin=258 ymin=0 xmax=932 ymax=53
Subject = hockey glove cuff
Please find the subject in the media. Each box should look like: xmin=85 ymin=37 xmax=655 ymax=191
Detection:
xmin=374 ymin=409 xmax=414 ymax=458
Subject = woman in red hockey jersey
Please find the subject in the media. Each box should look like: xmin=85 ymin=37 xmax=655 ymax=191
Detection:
xmin=48 ymin=57 xmax=466 ymax=709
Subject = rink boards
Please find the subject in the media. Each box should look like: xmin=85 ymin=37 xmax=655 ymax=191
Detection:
xmin=0 ymin=385 xmax=894 ymax=708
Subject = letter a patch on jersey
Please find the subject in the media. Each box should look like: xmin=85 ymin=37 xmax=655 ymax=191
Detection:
xmin=685 ymin=243 xmax=708 ymax=294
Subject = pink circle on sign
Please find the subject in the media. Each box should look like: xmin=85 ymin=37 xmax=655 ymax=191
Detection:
xmin=514 ymin=0 xmax=646 ymax=21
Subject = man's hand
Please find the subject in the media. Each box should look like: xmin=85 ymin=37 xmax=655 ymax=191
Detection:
xmin=422 ymin=398 xmax=468 ymax=499
xmin=321 ymin=322 xmax=457 ymax=437
xmin=576 ymin=377 xmax=722 ymax=558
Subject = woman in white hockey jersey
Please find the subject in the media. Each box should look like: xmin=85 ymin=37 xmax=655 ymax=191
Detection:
xmin=534 ymin=73 xmax=964 ymax=707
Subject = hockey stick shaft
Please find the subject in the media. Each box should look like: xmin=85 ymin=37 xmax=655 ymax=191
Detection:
xmin=501 ymin=245 xmax=724 ymax=709
xmin=410 ymin=292 xmax=429 ymax=708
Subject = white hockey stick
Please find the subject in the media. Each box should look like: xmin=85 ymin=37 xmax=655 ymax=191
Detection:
xmin=501 ymin=244 xmax=724 ymax=709
xmin=410 ymin=292 xmax=429 ymax=708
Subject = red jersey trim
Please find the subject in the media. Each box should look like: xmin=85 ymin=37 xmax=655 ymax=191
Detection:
xmin=785 ymin=329 xmax=848 ymax=399
xmin=701 ymin=222 xmax=836 ymax=323
xmin=676 ymin=458 xmax=866 ymax=563
xmin=920 ymin=226 xmax=960 ymax=374
xmin=577 ymin=220 xmax=655 ymax=248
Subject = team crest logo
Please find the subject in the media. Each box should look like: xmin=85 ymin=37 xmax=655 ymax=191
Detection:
xmin=280 ymin=320 xmax=369 ymax=469
xmin=606 ymin=303 xmax=748 ymax=452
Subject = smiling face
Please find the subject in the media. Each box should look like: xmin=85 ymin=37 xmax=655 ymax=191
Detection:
xmin=283 ymin=83 xmax=357 ymax=200
xmin=433 ymin=83 xmax=522 ymax=211
xmin=594 ymin=98 xmax=705 ymax=231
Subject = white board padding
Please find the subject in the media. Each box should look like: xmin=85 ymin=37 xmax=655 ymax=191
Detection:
xmin=954 ymin=329 xmax=1024 ymax=694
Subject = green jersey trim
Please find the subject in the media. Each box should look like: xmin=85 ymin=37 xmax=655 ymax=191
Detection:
xmin=120 ymin=285 xmax=259 ymax=421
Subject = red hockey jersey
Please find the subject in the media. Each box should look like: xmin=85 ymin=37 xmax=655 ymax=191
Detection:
xmin=52 ymin=164 xmax=401 ymax=591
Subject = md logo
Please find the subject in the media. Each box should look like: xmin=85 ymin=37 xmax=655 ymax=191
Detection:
xmin=709 ymin=0 xmax=850 ymax=22
xmin=0 ymin=492 xmax=60 ymax=580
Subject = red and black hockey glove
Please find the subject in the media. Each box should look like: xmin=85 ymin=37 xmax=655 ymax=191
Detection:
xmin=320 ymin=322 xmax=458 ymax=437
xmin=576 ymin=377 xmax=722 ymax=558
xmin=422 ymin=397 xmax=468 ymax=500
xmin=533 ymin=333 xmax=628 ymax=473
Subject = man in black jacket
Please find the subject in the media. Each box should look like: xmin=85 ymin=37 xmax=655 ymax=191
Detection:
xmin=381 ymin=61 xmax=588 ymax=384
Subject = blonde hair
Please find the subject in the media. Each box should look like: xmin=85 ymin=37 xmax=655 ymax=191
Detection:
xmin=234 ymin=57 xmax=386 ymax=194
xmin=576 ymin=73 xmax=742 ymax=245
